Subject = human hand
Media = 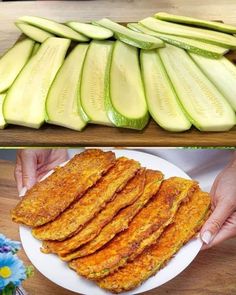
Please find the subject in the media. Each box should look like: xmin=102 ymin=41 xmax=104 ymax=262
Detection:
xmin=15 ymin=149 xmax=69 ymax=195
xmin=201 ymin=152 xmax=236 ymax=249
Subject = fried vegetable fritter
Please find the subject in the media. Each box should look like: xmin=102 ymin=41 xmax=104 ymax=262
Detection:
xmin=41 ymin=168 xmax=146 ymax=255
xmin=32 ymin=157 xmax=140 ymax=241
xmin=11 ymin=149 xmax=116 ymax=227
xmin=98 ymin=190 xmax=211 ymax=293
xmin=70 ymin=177 xmax=198 ymax=279
xmin=62 ymin=169 xmax=163 ymax=261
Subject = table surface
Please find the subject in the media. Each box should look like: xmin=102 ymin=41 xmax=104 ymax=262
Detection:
xmin=0 ymin=1 xmax=236 ymax=147
xmin=1 ymin=158 xmax=236 ymax=295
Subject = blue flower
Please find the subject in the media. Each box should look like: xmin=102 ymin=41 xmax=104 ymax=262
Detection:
xmin=0 ymin=253 xmax=26 ymax=291
xmin=0 ymin=234 xmax=21 ymax=254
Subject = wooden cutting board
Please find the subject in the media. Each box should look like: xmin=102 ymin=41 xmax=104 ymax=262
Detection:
xmin=0 ymin=1 xmax=236 ymax=147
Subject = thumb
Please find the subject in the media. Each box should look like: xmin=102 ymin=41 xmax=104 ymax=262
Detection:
xmin=200 ymin=200 xmax=233 ymax=246
xmin=21 ymin=151 xmax=37 ymax=189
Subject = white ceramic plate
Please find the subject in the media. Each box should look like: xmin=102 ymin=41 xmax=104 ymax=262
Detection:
xmin=19 ymin=149 xmax=203 ymax=295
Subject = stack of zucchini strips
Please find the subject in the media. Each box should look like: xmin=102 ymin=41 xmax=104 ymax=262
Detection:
xmin=1 ymin=13 xmax=236 ymax=132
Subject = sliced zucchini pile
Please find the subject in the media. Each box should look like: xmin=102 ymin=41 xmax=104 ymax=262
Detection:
xmin=4 ymin=37 xmax=70 ymax=128
xmin=140 ymin=49 xmax=191 ymax=131
xmin=46 ymin=44 xmax=89 ymax=131
xmin=16 ymin=22 xmax=54 ymax=43
xmin=81 ymin=40 xmax=114 ymax=125
xmin=18 ymin=15 xmax=89 ymax=42
xmin=128 ymin=23 xmax=229 ymax=58
xmin=158 ymin=44 xmax=235 ymax=131
xmin=190 ymin=53 xmax=236 ymax=111
xmin=67 ymin=22 xmax=113 ymax=40
xmin=140 ymin=17 xmax=236 ymax=49
xmin=0 ymin=38 xmax=34 ymax=93
xmin=155 ymin=12 xmax=236 ymax=34
xmin=106 ymin=40 xmax=149 ymax=130
xmin=93 ymin=18 xmax=164 ymax=49
xmin=0 ymin=13 xmax=235 ymax=132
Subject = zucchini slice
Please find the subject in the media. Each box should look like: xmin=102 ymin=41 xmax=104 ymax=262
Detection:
xmin=0 ymin=93 xmax=6 ymax=129
xmin=159 ymin=44 xmax=235 ymax=131
xmin=0 ymin=38 xmax=34 ymax=93
xmin=16 ymin=22 xmax=54 ymax=43
xmin=4 ymin=37 xmax=70 ymax=128
xmin=31 ymin=43 xmax=40 ymax=56
xmin=18 ymin=16 xmax=89 ymax=42
xmin=106 ymin=40 xmax=149 ymax=130
xmin=67 ymin=22 xmax=113 ymax=40
xmin=155 ymin=12 xmax=236 ymax=34
xmin=140 ymin=17 xmax=236 ymax=49
xmin=46 ymin=44 xmax=88 ymax=130
xmin=190 ymin=53 xmax=236 ymax=111
xmin=93 ymin=18 xmax=164 ymax=49
xmin=140 ymin=49 xmax=191 ymax=131
xmin=81 ymin=40 xmax=114 ymax=125
xmin=128 ymin=23 xmax=229 ymax=58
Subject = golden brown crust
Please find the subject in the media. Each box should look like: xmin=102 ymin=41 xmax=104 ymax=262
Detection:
xmin=11 ymin=149 xmax=116 ymax=227
xmin=61 ymin=169 xmax=163 ymax=261
xmin=98 ymin=190 xmax=211 ymax=293
xmin=41 ymin=168 xmax=146 ymax=255
xmin=32 ymin=157 xmax=140 ymax=241
xmin=69 ymin=177 xmax=197 ymax=280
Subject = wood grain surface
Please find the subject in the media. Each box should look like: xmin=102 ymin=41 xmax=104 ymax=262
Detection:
xmin=0 ymin=0 xmax=236 ymax=147
xmin=1 ymin=159 xmax=236 ymax=295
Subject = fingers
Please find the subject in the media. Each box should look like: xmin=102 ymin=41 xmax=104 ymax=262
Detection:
xmin=14 ymin=154 xmax=23 ymax=193
xmin=201 ymin=200 xmax=234 ymax=247
xmin=20 ymin=150 xmax=38 ymax=190
xmin=202 ymin=212 xmax=236 ymax=249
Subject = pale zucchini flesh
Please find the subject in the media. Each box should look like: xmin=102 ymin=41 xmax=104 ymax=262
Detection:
xmin=140 ymin=17 xmax=236 ymax=49
xmin=81 ymin=40 xmax=113 ymax=125
xmin=159 ymin=44 xmax=235 ymax=131
xmin=18 ymin=16 xmax=89 ymax=42
xmin=46 ymin=44 xmax=88 ymax=131
xmin=107 ymin=40 xmax=149 ymax=130
xmin=0 ymin=93 xmax=6 ymax=129
xmin=128 ymin=23 xmax=229 ymax=58
xmin=4 ymin=37 xmax=70 ymax=128
xmin=16 ymin=22 xmax=54 ymax=43
xmin=67 ymin=22 xmax=113 ymax=40
xmin=0 ymin=38 xmax=34 ymax=93
xmin=155 ymin=12 xmax=236 ymax=34
xmin=140 ymin=49 xmax=191 ymax=131
xmin=93 ymin=18 xmax=164 ymax=50
xmin=190 ymin=53 xmax=236 ymax=111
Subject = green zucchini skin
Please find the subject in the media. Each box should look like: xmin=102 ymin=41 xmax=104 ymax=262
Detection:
xmin=128 ymin=23 xmax=229 ymax=59
xmin=67 ymin=22 xmax=113 ymax=40
xmin=159 ymin=44 xmax=235 ymax=131
xmin=93 ymin=18 xmax=164 ymax=50
xmin=190 ymin=53 xmax=236 ymax=111
xmin=0 ymin=93 xmax=6 ymax=129
xmin=140 ymin=49 xmax=191 ymax=132
xmin=18 ymin=15 xmax=89 ymax=42
xmin=0 ymin=38 xmax=35 ymax=93
xmin=105 ymin=41 xmax=149 ymax=130
xmin=16 ymin=22 xmax=54 ymax=43
xmin=80 ymin=40 xmax=114 ymax=126
xmin=140 ymin=17 xmax=236 ymax=49
xmin=155 ymin=12 xmax=236 ymax=34
xmin=46 ymin=44 xmax=89 ymax=131
xmin=4 ymin=37 xmax=70 ymax=129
